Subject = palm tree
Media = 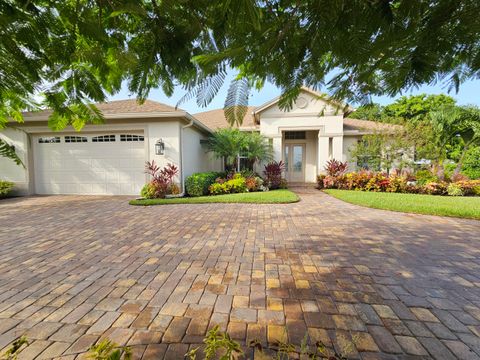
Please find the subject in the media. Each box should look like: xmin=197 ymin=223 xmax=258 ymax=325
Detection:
xmin=243 ymin=131 xmax=273 ymax=169
xmin=206 ymin=128 xmax=247 ymax=171
xmin=206 ymin=128 xmax=272 ymax=172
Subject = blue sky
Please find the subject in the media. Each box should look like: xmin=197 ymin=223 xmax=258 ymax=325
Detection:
xmin=109 ymin=70 xmax=480 ymax=114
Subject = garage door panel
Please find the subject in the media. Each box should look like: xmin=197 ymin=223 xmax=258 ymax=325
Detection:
xmin=34 ymin=133 xmax=145 ymax=195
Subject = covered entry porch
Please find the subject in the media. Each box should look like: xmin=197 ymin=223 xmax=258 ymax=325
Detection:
xmin=270 ymin=129 xmax=344 ymax=183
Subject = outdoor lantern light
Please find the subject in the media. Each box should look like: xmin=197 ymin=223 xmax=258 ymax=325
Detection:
xmin=155 ymin=139 xmax=165 ymax=155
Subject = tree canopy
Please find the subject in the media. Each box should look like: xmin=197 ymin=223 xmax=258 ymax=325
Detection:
xmin=2 ymin=0 xmax=480 ymax=130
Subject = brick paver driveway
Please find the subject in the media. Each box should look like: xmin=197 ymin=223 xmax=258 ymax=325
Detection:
xmin=1 ymin=190 xmax=480 ymax=359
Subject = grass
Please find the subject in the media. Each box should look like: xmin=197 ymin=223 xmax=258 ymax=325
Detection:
xmin=129 ymin=189 xmax=299 ymax=206
xmin=324 ymin=189 xmax=480 ymax=220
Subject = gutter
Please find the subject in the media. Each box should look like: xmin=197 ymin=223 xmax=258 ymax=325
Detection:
xmin=177 ymin=117 xmax=195 ymax=197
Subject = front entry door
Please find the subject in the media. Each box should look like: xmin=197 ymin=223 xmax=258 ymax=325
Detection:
xmin=284 ymin=144 xmax=305 ymax=182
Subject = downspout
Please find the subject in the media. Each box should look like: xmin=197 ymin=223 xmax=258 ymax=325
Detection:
xmin=179 ymin=118 xmax=194 ymax=196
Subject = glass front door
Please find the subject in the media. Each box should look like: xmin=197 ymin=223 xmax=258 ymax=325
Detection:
xmin=284 ymin=144 xmax=305 ymax=182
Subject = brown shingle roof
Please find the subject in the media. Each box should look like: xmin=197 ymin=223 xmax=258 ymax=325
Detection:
xmin=343 ymin=118 xmax=402 ymax=132
xmin=22 ymin=99 xmax=180 ymax=118
xmin=194 ymin=107 xmax=257 ymax=131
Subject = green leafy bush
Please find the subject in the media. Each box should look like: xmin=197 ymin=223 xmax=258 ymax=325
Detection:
xmin=447 ymin=183 xmax=464 ymax=196
xmin=208 ymin=173 xmax=247 ymax=195
xmin=462 ymin=147 xmax=480 ymax=179
xmin=415 ymin=169 xmax=438 ymax=185
xmin=185 ymin=172 xmax=221 ymax=197
xmin=0 ymin=181 xmax=14 ymax=197
xmin=140 ymin=183 xmax=156 ymax=199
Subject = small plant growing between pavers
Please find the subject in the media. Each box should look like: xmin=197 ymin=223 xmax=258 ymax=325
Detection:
xmin=3 ymin=330 xmax=352 ymax=360
xmin=0 ymin=336 xmax=28 ymax=360
xmin=87 ymin=339 xmax=132 ymax=360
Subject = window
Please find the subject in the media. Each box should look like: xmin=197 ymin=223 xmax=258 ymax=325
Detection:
xmin=120 ymin=134 xmax=144 ymax=142
xmin=65 ymin=136 xmax=87 ymax=143
xmin=92 ymin=135 xmax=116 ymax=142
xmin=38 ymin=137 xmax=60 ymax=143
xmin=284 ymin=131 xmax=306 ymax=140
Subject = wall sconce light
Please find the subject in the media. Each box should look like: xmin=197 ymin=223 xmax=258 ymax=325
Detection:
xmin=155 ymin=139 xmax=165 ymax=155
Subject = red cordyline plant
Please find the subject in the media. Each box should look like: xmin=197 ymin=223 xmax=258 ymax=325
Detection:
xmin=145 ymin=161 xmax=179 ymax=198
xmin=264 ymin=160 xmax=285 ymax=189
xmin=324 ymin=159 xmax=348 ymax=177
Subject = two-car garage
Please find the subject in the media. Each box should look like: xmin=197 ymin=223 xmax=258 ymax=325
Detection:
xmin=32 ymin=132 xmax=146 ymax=195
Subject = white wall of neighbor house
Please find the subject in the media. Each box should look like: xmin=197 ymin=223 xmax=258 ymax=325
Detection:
xmin=0 ymin=128 xmax=30 ymax=195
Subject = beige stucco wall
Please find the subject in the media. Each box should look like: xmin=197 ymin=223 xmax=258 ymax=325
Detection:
xmin=182 ymin=126 xmax=222 ymax=183
xmin=0 ymin=128 xmax=30 ymax=195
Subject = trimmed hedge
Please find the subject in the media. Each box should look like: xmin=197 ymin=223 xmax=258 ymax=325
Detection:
xmin=185 ymin=172 xmax=222 ymax=197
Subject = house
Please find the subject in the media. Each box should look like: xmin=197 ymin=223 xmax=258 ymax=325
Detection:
xmin=1 ymin=88 xmax=395 ymax=196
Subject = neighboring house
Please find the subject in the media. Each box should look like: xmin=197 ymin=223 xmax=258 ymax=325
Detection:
xmin=1 ymin=88 xmax=395 ymax=196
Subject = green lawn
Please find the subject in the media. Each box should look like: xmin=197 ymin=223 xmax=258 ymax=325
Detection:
xmin=324 ymin=189 xmax=480 ymax=220
xmin=130 ymin=189 xmax=299 ymax=206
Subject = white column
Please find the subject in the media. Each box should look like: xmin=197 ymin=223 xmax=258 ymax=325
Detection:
xmin=332 ymin=136 xmax=343 ymax=162
xmin=271 ymin=136 xmax=282 ymax=162
xmin=317 ymin=135 xmax=329 ymax=174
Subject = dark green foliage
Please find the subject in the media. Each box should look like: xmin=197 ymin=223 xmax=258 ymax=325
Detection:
xmin=185 ymin=172 xmax=221 ymax=197
xmin=462 ymin=147 xmax=480 ymax=179
xmin=3 ymin=0 xmax=480 ymax=132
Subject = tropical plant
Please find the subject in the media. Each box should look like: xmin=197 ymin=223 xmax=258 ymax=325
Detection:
xmin=324 ymin=159 xmax=348 ymax=177
xmin=4 ymin=1 xmax=480 ymax=132
xmin=206 ymin=129 xmax=272 ymax=171
xmin=185 ymin=172 xmax=222 ymax=197
xmin=263 ymin=161 xmax=286 ymax=189
xmin=143 ymin=161 xmax=179 ymax=199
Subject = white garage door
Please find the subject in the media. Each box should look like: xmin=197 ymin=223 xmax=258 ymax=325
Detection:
xmin=33 ymin=133 xmax=146 ymax=195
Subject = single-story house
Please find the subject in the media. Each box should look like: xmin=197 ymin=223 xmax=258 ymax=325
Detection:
xmin=1 ymin=88 xmax=396 ymax=196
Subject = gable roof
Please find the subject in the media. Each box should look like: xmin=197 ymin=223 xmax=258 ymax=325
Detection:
xmin=193 ymin=106 xmax=258 ymax=131
xmin=22 ymin=99 xmax=181 ymax=120
xmin=253 ymin=87 xmax=353 ymax=116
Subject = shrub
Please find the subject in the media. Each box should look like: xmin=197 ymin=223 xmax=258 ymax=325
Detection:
xmin=455 ymin=180 xmax=480 ymax=196
xmin=344 ymin=171 xmax=374 ymax=191
xmin=245 ymin=176 xmax=263 ymax=191
xmin=415 ymin=169 xmax=438 ymax=185
xmin=140 ymin=183 xmax=156 ymax=199
xmin=168 ymin=183 xmax=181 ymax=195
xmin=447 ymin=183 xmax=464 ymax=196
xmin=316 ymin=174 xmax=326 ymax=189
xmin=387 ymin=173 xmax=408 ymax=193
xmin=322 ymin=175 xmax=336 ymax=189
xmin=364 ymin=173 xmax=390 ymax=192
xmin=142 ymin=161 xmax=179 ymax=199
xmin=264 ymin=161 xmax=286 ymax=189
xmin=0 ymin=180 xmax=14 ymax=197
xmin=185 ymin=172 xmax=221 ymax=197
xmin=208 ymin=173 xmax=248 ymax=195
xmin=423 ymin=181 xmax=448 ymax=195
xmin=324 ymin=159 xmax=348 ymax=177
